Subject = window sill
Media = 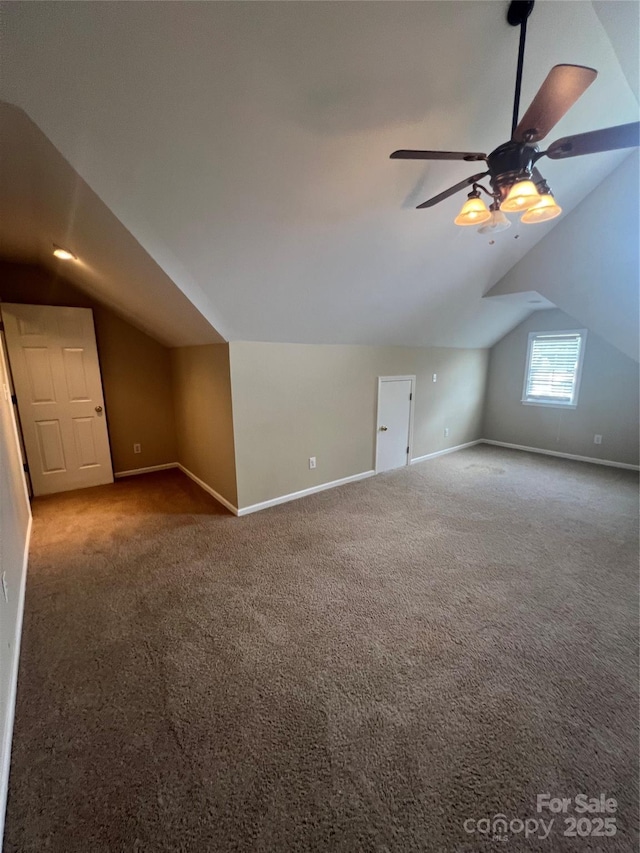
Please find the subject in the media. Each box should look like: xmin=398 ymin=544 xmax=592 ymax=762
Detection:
xmin=521 ymin=399 xmax=577 ymax=409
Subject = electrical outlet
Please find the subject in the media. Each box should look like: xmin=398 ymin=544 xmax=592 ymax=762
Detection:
xmin=2 ymin=572 xmax=8 ymax=603
xmin=309 ymin=456 xmax=316 ymax=469
xmin=133 ymin=443 xmax=141 ymax=454
xmin=432 ymin=373 xmax=437 ymax=383
xmin=594 ymin=434 xmax=602 ymax=445
xmin=444 ymin=427 xmax=449 ymax=438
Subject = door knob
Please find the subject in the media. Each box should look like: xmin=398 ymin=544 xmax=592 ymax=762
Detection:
xmin=379 ymin=425 xmax=388 ymax=431
xmin=95 ymin=405 xmax=103 ymax=413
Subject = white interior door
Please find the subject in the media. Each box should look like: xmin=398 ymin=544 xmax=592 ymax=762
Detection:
xmin=2 ymin=304 xmax=114 ymax=496
xmin=376 ymin=377 xmax=414 ymax=473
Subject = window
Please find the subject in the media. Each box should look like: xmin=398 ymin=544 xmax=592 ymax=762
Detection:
xmin=522 ymin=330 xmax=586 ymax=408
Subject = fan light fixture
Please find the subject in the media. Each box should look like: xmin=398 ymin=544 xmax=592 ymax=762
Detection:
xmin=521 ymin=191 xmax=562 ymax=223
xmin=53 ymin=245 xmax=77 ymax=261
xmin=477 ymin=204 xmax=511 ymax=234
xmin=454 ymin=177 xmax=560 ymax=230
xmin=454 ymin=191 xmax=491 ymax=226
xmin=391 ymin=2 xmax=640 ymax=234
xmin=501 ymin=179 xmax=541 ymax=212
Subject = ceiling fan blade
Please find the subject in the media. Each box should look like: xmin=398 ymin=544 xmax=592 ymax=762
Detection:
xmin=545 ymin=121 xmax=640 ymax=160
xmin=391 ymin=150 xmax=487 ymax=162
xmin=513 ymin=64 xmax=597 ymax=143
xmin=416 ymin=171 xmax=490 ymax=209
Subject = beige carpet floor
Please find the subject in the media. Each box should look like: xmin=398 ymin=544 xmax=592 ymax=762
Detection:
xmin=3 ymin=446 xmax=639 ymax=852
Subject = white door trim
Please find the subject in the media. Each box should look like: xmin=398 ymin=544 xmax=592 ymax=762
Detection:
xmin=375 ymin=375 xmax=416 ymax=474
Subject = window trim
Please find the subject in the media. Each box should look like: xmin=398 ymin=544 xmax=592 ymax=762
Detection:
xmin=521 ymin=329 xmax=587 ymax=409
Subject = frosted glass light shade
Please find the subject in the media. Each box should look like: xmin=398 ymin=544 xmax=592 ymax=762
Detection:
xmin=454 ymin=196 xmax=491 ymax=226
xmin=501 ymin=180 xmax=541 ymax=212
xmin=53 ymin=246 xmax=76 ymax=260
xmin=521 ymin=194 xmax=562 ymax=223
xmin=477 ymin=208 xmax=511 ymax=234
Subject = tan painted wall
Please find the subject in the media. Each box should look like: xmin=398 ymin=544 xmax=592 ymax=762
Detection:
xmin=0 ymin=262 xmax=177 ymax=473
xmin=483 ymin=309 xmax=640 ymax=466
xmin=170 ymin=345 xmax=238 ymax=507
xmin=229 ymin=342 xmax=489 ymax=508
xmin=0 ymin=335 xmax=31 ymax=839
xmin=92 ymin=310 xmax=178 ymax=473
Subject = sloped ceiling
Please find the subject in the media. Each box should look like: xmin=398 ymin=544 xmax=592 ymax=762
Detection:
xmin=0 ymin=1 xmax=637 ymax=348
xmin=593 ymin=1 xmax=640 ymax=101
xmin=486 ymin=151 xmax=639 ymax=362
xmin=0 ymin=103 xmax=224 ymax=347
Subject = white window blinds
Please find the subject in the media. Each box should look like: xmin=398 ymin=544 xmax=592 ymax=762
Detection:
xmin=523 ymin=331 xmax=585 ymax=407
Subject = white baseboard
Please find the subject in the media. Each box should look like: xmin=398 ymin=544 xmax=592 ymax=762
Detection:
xmin=114 ymin=461 xmax=240 ymax=516
xmin=117 ymin=463 xmax=376 ymax=517
xmin=114 ymin=463 xmax=178 ymax=478
xmin=411 ymin=439 xmax=482 ymax=466
xmin=1 ymin=513 xmax=32 ymax=844
xmin=237 ymin=470 xmax=376 ymax=516
xmin=481 ymin=439 xmax=640 ymax=471
xmin=177 ymin=464 xmax=239 ymax=515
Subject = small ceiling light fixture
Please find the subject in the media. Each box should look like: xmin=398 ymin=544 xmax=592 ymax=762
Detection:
xmin=501 ymin=177 xmax=541 ymax=212
xmin=454 ymin=190 xmax=491 ymax=226
xmin=521 ymin=180 xmax=562 ymax=223
xmin=52 ymin=244 xmax=77 ymax=261
xmin=477 ymin=202 xmax=511 ymax=234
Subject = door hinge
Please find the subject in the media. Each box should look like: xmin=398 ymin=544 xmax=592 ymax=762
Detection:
xmin=11 ymin=393 xmax=17 ymax=405
xmin=0 ymin=320 xmax=4 ymax=331
xmin=409 ymin=393 xmax=412 ymax=400
xmin=407 ymin=446 xmax=410 ymax=454
xmin=23 ymin=462 xmax=29 ymax=474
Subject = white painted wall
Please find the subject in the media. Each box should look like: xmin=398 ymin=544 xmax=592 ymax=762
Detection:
xmin=483 ymin=309 xmax=640 ymax=466
xmin=486 ymin=153 xmax=640 ymax=362
xmin=0 ymin=336 xmax=31 ymax=843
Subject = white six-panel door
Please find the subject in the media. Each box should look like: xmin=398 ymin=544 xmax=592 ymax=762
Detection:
xmin=376 ymin=376 xmax=415 ymax=473
xmin=1 ymin=304 xmax=114 ymax=496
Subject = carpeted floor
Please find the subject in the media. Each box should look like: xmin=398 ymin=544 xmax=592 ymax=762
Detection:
xmin=3 ymin=446 xmax=639 ymax=852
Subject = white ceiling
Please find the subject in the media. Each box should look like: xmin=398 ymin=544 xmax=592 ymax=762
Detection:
xmin=0 ymin=1 xmax=637 ymax=348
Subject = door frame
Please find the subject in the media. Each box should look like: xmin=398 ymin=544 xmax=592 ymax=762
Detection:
xmin=0 ymin=327 xmax=32 ymax=496
xmin=0 ymin=328 xmax=31 ymax=504
xmin=375 ymin=375 xmax=416 ymax=474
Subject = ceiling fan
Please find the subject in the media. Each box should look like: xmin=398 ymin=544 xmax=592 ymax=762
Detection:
xmin=390 ymin=0 xmax=640 ymax=233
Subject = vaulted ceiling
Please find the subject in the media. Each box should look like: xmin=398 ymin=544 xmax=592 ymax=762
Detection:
xmin=0 ymin=1 xmax=637 ymax=348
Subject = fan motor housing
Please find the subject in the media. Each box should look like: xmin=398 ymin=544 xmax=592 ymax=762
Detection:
xmin=488 ymin=140 xmax=539 ymax=199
